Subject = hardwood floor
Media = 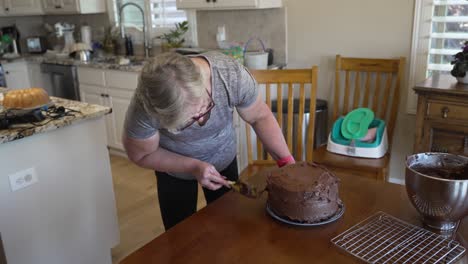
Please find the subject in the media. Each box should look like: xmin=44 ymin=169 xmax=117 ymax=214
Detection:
xmin=109 ymin=155 xmax=207 ymax=263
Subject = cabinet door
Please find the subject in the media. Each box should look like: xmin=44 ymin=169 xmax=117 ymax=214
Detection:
xmin=79 ymin=84 xmax=107 ymax=107
xmin=0 ymin=0 xmax=5 ymax=15
xmin=176 ymin=0 xmax=213 ymax=9
xmin=42 ymin=0 xmax=59 ymax=12
xmin=80 ymin=84 xmax=112 ymax=146
xmin=107 ymin=88 xmax=133 ymax=151
xmin=215 ymin=0 xmax=257 ymax=8
xmin=423 ymin=121 xmax=468 ymax=156
xmin=4 ymin=0 xmax=43 ymax=15
xmin=57 ymin=0 xmax=79 ymax=13
xmin=42 ymin=0 xmax=79 ymax=13
xmin=28 ymin=62 xmax=44 ymax=88
xmin=3 ymin=62 xmax=31 ymax=89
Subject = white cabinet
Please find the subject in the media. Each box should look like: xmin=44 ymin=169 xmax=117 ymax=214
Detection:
xmin=78 ymin=67 xmax=137 ymax=151
xmin=80 ymin=84 xmax=113 ymax=147
xmin=0 ymin=0 xmax=5 ymax=15
xmin=27 ymin=61 xmax=49 ymax=89
xmin=176 ymin=0 xmax=282 ymax=10
xmin=41 ymin=0 xmax=55 ymax=9
xmin=177 ymin=0 xmax=213 ymax=9
xmin=4 ymin=0 xmax=43 ymax=15
xmin=3 ymin=60 xmax=49 ymax=90
xmin=42 ymin=0 xmax=106 ymax=14
xmin=107 ymin=88 xmax=133 ymax=150
xmin=3 ymin=61 xmax=32 ymax=89
xmin=79 ymin=84 xmax=107 ymax=110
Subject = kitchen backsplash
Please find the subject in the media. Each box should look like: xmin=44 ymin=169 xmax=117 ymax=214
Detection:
xmin=43 ymin=14 xmax=110 ymax=45
xmin=196 ymin=8 xmax=287 ymax=65
xmin=0 ymin=16 xmax=46 ymax=52
xmin=0 ymin=14 xmax=110 ymax=53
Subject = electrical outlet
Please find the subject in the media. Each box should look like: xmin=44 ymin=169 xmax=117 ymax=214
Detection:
xmin=8 ymin=167 xmax=38 ymax=192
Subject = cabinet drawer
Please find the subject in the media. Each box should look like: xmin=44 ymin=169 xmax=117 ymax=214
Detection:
xmin=105 ymin=70 xmax=139 ymax=90
xmin=78 ymin=67 xmax=105 ymax=86
xmin=427 ymin=101 xmax=468 ymax=121
xmin=424 ymin=122 xmax=468 ymax=156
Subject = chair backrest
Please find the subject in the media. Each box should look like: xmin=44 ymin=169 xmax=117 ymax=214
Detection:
xmin=244 ymin=67 xmax=318 ymax=166
xmin=333 ymin=55 xmax=405 ymax=145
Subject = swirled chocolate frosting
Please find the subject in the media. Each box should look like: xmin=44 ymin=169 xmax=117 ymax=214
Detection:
xmin=267 ymin=161 xmax=342 ymax=223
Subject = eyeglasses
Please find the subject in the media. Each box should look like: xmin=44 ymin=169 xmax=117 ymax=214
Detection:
xmin=176 ymin=89 xmax=215 ymax=132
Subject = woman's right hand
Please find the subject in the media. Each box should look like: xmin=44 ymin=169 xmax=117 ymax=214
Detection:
xmin=193 ymin=161 xmax=230 ymax=190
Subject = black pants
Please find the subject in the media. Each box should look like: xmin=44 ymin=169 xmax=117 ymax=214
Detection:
xmin=155 ymin=158 xmax=238 ymax=231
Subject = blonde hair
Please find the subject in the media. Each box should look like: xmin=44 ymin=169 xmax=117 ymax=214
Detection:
xmin=135 ymin=52 xmax=205 ymax=129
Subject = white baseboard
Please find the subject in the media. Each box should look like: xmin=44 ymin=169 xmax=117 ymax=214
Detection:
xmin=108 ymin=147 xmax=128 ymax=159
xmin=388 ymin=177 xmax=405 ymax=185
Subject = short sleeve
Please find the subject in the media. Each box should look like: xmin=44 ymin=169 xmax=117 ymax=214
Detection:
xmin=124 ymin=95 xmax=159 ymax=139
xmin=235 ymin=65 xmax=258 ymax=108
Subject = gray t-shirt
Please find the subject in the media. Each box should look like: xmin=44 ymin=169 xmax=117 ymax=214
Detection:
xmin=124 ymin=51 xmax=258 ymax=179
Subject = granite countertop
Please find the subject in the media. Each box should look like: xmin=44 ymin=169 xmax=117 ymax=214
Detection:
xmin=1 ymin=53 xmax=285 ymax=73
xmin=1 ymin=55 xmax=145 ymax=72
xmin=0 ymin=94 xmax=111 ymax=144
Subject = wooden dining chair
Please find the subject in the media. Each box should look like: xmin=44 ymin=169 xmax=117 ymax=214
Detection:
xmin=313 ymin=55 xmax=405 ymax=181
xmin=238 ymin=67 xmax=318 ymax=179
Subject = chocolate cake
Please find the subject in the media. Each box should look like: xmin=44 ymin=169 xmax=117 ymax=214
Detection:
xmin=266 ymin=162 xmax=341 ymax=223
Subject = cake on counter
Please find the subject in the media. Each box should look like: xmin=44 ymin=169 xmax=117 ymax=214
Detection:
xmin=267 ymin=161 xmax=342 ymax=223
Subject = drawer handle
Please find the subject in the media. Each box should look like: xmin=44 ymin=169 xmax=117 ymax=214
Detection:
xmin=441 ymin=107 xmax=449 ymax=119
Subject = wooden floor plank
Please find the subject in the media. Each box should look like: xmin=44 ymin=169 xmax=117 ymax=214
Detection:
xmin=109 ymin=155 xmax=207 ymax=263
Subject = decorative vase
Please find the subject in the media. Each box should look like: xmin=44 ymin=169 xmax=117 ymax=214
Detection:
xmin=456 ymin=74 xmax=468 ymax=84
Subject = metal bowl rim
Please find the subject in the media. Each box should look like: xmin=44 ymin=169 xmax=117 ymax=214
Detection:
xmin=406 ymin=152 xmax=468 ymax=183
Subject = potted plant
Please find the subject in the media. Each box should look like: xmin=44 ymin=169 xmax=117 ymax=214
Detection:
xmin=450 ymin=41 xmax=468 ymax=84
xmin=158 ymin=21 xmax=188 ymax=52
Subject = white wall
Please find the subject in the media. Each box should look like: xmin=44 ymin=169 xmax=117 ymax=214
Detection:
xmin=284 ymin=0 xmax=417 ymax=183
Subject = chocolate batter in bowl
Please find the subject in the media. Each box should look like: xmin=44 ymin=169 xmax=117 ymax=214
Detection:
xmin=406 ymin=153 xmax=468 ymax=232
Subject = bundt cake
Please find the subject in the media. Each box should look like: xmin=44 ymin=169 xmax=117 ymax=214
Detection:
xmin=2 ymin=88 xmax=50 ymax=109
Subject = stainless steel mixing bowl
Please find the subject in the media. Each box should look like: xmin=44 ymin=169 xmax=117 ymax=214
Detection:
xmin=406 ymin=153 xmax=468 ymax=231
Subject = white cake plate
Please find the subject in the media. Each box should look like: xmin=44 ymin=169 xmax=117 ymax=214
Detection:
xmin=266 ymin=203 xmax=345 ymax=227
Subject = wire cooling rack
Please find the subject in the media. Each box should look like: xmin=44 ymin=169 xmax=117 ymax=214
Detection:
xmin=331 ymin=212 xmax=466 ymax=264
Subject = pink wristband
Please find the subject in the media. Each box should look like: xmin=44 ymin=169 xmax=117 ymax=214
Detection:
xmin=276 ymin=155 xmax=295 ymax=167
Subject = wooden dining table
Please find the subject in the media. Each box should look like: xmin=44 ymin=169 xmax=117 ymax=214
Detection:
xmin=120 ymin=170 xmax=468 ymax=264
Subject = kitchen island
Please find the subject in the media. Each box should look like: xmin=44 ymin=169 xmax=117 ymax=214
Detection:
xmin=121 ymin=168 xmax=468 ymax=264
xmin=0 ymin=95 xmax=119 ymax=264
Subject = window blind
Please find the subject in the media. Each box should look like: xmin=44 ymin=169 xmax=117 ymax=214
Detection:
xmin=150 ymin=0 xmax=187 ymax=28
xmin=427 ymin=0 xmax=468 ymax=73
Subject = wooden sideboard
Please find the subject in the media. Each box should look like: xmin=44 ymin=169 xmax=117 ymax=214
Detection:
xmin=413 ymin=74 xmax=468 ymax=155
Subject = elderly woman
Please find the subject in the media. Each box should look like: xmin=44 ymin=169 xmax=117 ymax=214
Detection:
xmin=124 ymin=51 xmax=294 ymax=230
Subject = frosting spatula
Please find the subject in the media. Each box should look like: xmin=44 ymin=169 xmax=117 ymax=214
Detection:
xmin=228 ymin=180 xmax=264 ymax=199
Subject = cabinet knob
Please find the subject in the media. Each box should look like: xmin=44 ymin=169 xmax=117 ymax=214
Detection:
xmin=441 ymin=107 xmax=449 ymax=119
xmin=212 ymin=0 xmax=216 ymax=2
xmin=206 ymin=0 xmax=210 ymax=2
xmin=55 ymin=5 xmax=61 ymax=9
xmin=5 ymin=8 xmax=9 ymax=11
xmin=5 ymin=71 xmax=9 ymax=75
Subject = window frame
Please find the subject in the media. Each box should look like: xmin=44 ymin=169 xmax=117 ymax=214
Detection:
xmin=107 ymin=0 xmax=197 ymax=47
xmin=407 ymin=0 xmax=467 ymax=114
